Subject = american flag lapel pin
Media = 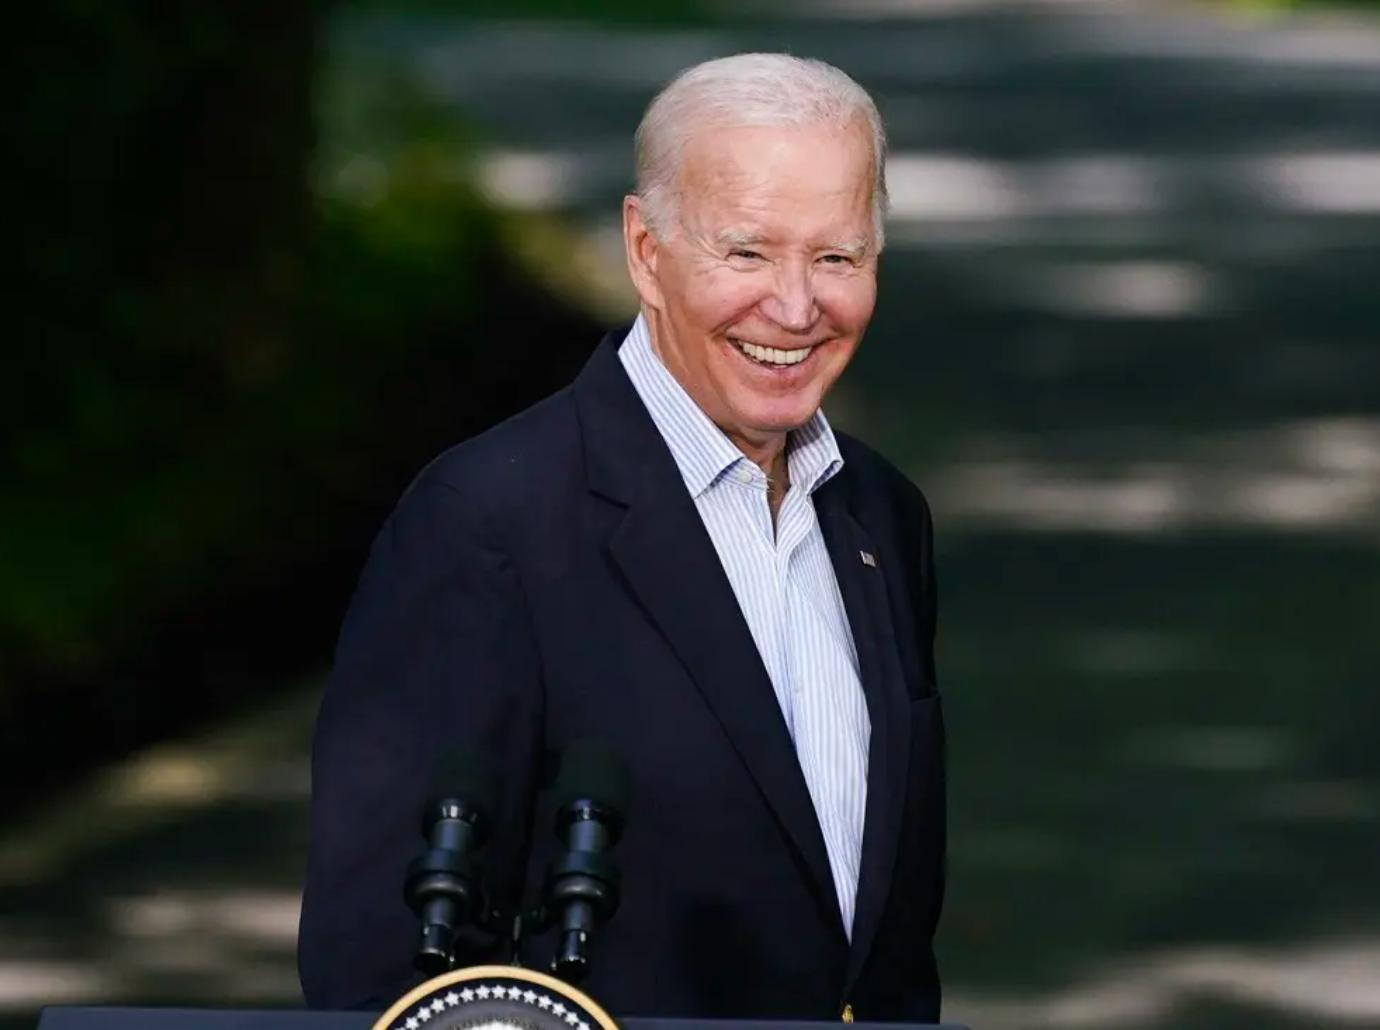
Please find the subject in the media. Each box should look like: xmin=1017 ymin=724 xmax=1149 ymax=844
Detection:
xmin=859 ymin=550 xmax=877 ymax=567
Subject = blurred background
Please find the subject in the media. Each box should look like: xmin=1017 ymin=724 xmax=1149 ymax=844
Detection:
xmin=6 ymin=0 xmax=1380 ymax=1027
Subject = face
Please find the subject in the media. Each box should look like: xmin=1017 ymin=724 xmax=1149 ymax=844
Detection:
xmin=624 ymin=120 xmax=879 ymax=459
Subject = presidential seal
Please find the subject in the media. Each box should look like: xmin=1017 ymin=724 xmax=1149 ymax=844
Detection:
xmin=371 ymin=965 xmax=619 ymax=1030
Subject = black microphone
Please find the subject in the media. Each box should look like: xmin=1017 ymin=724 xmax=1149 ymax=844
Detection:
xmin=404 ymin=749 xmax=501 ymax=977
xmin=541 ymin=739 xmax=631 ymax=984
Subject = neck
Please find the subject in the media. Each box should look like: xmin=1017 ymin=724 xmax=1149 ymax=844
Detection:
xmin=731 ymin=431 xmax=789 ymax=487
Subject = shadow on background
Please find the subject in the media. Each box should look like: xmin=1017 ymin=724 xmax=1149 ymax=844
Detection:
xmin=6 ymin=1 xmax=1380 ymax=1029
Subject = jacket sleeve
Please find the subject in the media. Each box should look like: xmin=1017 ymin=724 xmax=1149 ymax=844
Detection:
xmin=913 ymin=486 xmax=938 ymax=691
xmin=297 ymin=475 xmax=544 ymax=1009
xmin=887 ymin=471 xmax=940 ymax=695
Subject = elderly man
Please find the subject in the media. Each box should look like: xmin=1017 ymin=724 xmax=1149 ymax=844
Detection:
xmin=299 ymin=53 xmax=944 ymax=1022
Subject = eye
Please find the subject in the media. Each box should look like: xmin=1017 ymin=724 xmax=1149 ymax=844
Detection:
xmin=819 ymin=253 xmax=854 ymax=266
xmin=729 ymin=249 xmax=763 ymax=261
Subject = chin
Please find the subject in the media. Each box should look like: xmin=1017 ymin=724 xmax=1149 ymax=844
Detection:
xmin=708 ymin=343 xmax=844 ymax=437
xmin=735 ymin=399 xmax=821 ymax=436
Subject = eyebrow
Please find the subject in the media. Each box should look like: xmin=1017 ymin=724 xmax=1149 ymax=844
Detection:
xmin=714 ymin=230 xmax=872 ymax=257
xmin=827 ymin=238 xmax=871 ymax=258
xmin=715 ymin=229 xmax=768 ymax=249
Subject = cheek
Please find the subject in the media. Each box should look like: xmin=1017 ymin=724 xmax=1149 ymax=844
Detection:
xmin=683 ymin=270 xmax=769 ymax=327
xmin=817 ymin=275 xmax=877 ymax=329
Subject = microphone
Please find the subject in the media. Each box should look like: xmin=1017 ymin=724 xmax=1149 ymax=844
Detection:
xmin=540 ymin=739 xmax=631 ymax=984
xmin=404 ymin=748 xmax=501 ymax=977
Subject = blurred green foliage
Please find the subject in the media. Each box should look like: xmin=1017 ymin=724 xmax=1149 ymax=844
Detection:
xmin=5 ymin=1 xmax=598 ymax=780
xmin=12 ymin=3 xmax=311 ymax=671
xmin=1220 ymin=0 xmax=1380 ymax=9
xmin=340 ymin=0 xmax=716 ymax=24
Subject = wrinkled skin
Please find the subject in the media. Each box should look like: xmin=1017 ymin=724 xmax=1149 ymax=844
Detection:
xmin=623 ymin=119 xmax=880 ymax=491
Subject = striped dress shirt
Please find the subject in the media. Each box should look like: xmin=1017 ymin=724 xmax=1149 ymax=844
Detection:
xmin=619 ymin=314 xmax=871 ymax=937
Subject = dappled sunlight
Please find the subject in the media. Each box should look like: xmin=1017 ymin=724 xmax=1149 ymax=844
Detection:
xmin=0 ymin=747 xmax=311 ymax=888
xmin=1067 ymin=9 xmax=1380 ymax=67
xmin=408 ymin=23 xmax=730 ymax=92
xmin=0 ymin=693 xmax=314 ymax=1017
xmin=1252 ymin=152 xmax=1380 ymax=214
xmin=1249 ymin=778 xmax=1377 ymax=823
xmin=476 ymin=150 xmax=601 ymax=211
xmin=1121 ymin=725 xmax=1299 ymax=773
xmin=1015 ymin=260 xmax=1222 ymax=318
xmin=937 ymin=460 xmax=1187 ymax=533
xmin=112 ymin=752 xmax=234 ymax=806
xmin=787 ymin=0 xmax=1128 ymax=19
xmin=1062 ymin=629 xmax=1202 ymax=679
xmin=887 ymin=152 xmax=1171 ymax=224
xmin=931 ymin=417 xmax=1380 ymax=536
xmin=0 ymin=690 xmax=314 ymax=893
xmin=0 ymin=888 xmax=302 ymax=1011
xmin=888 ymin=154 xmax=1030 ymax=221
xmin=948 ymin=936 xmax=1380 ymax=1028
xmin=107 ymin=890 xmax=302 ymax=947
xmin=887 ymin=148 xmax=1380 ymax=242
xmin=0 ymin=962 xmax=117 ymax=1012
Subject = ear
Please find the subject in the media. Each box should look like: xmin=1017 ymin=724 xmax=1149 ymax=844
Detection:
xmin=622 ymin=195 xmax=665 ymax=311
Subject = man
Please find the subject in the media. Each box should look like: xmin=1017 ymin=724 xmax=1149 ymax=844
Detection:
xmin=299 ymin=53 xmax=944 ymax=1022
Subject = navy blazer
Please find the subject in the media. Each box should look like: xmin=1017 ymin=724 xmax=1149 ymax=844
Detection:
xmin=298 ymin=329 xmax=945 ymax=1021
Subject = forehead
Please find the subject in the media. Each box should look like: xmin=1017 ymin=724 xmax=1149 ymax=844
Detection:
xmin=676 ymin=121 xmax=875 ymax=239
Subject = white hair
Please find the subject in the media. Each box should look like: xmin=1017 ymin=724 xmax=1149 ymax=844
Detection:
xmin=634 ymin=52 xmax=888 ymax=250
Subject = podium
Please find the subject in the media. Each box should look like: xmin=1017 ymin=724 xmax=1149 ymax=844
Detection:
xmin=38 ymin=1009 xmax=968 ymax=1030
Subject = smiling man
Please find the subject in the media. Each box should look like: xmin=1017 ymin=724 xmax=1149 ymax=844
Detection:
xmin=624 ymin=107 xmax=879 ymax=521
xmin=300 ymin=54 xmax=944 ymax=1022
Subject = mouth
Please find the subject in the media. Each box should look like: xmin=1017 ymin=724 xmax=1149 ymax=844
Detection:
xmin=728 ymin=336 xmax=818 ymax=369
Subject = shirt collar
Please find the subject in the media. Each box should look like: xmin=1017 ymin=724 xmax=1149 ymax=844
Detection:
xmin=618 ymin=313 xmax=844 ymax=498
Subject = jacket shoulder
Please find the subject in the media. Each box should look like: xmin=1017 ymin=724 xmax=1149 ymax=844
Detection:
xmin=833 ymin=429 xmax=933 ymax=524
xmin=404 ymin=386 xmax=582 ymax=513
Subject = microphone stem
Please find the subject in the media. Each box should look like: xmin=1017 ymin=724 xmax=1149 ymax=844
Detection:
xmin=555 ymin=899 xmax=594 ymax=982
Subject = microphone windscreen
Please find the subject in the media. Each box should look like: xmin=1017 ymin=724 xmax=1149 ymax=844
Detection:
xmin=427 ymin=748 xmax=501 ymax=818
xmin=554 ymin=738 xmax=631 ymax=815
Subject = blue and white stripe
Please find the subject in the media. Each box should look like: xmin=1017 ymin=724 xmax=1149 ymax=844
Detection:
xmin=619 ymin=314 xmax=871 ymax=937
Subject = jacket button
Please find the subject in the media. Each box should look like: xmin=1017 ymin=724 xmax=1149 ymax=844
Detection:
xmin=841 ymin=1003 xmax=854 ymax=1023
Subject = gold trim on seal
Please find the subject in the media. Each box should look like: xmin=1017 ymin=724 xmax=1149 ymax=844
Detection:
xmin=370 ymin=964 xmax=620 ymax=1030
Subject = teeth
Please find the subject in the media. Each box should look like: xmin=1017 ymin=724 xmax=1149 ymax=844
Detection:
xmin=731 ymin=338 xmax=813 ymax=366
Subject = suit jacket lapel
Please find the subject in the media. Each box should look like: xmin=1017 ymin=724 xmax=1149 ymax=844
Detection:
xmin=573 ymin=334 xmax=843 ymax=936
xmin=814 ymin=478 xmax=913 ymax=994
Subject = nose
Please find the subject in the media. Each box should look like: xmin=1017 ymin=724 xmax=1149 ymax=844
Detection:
xmin=760 ymin=259 xmax=819 ymax=333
